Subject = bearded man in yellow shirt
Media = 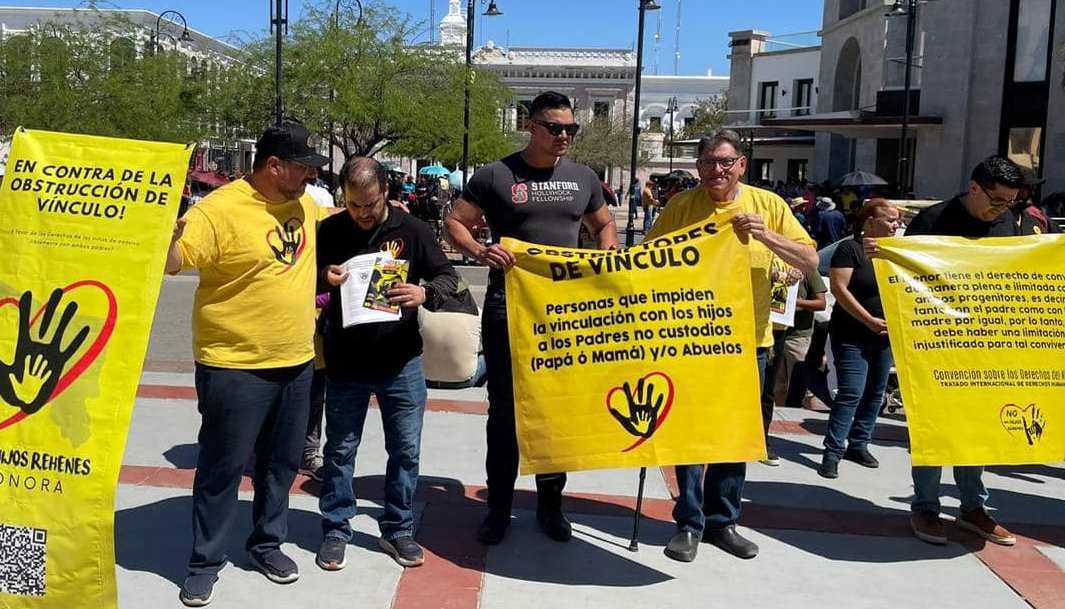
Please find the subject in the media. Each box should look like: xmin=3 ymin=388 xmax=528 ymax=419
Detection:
xmin=165 ymin=123 xmax=331 ymax=607
xmin=646 ymin=130 xmax=817 ymax=563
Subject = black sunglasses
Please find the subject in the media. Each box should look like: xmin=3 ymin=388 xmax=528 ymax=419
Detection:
xmin=531 ymin=119 xmax=580 ymax=137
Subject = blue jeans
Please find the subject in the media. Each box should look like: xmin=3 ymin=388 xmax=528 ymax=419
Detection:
xmin=912 ymin=466 xmax=988 ymax=515
xmin=642 ymin=207 xmax=657 ymax=234
xmin=673 ymin=348 xmax=767 ymax=533
xmin=319 ymin=358 xmax=427 ymax=541
xmin=823 ymin=339 xmax=893 ymax=458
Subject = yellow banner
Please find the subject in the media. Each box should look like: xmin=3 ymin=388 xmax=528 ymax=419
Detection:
xmin=503 ymin=222 xmax=765 ymax=475
xmin=873 ymin=235 xmax=1065 ymax=466
xmin=0 ymin=128 xmax=190 ymax=608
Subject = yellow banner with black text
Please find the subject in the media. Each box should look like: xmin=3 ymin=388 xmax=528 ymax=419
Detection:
xmin=873 ymin=235 xmax=1065 ymax=466
xmin=0 ymin=128 xmax=190 ymax=608
xmin=503 ymin=222 xmax=766 ymax=475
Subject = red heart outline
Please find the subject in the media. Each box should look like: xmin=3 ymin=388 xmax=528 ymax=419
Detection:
xmin=605 ymin=371 xmax=675 ymax=453
xmin=265 ymin=217 xmax=307 ymax=274
xmin=0 ymin=280 xmax=118 ymax=431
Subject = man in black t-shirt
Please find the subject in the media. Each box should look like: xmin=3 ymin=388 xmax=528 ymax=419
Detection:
xmin=870 ymin=156 xmax=1036 ymax=549
xmin=445 ymin=91 xmax=620 ymax=545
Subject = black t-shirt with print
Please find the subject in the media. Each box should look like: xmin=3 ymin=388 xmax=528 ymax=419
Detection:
xmin=317 ymin=208 xmax=459 ymax=380
xmin=462 ymin=152 xmax=605 ymax=292
xmin=829 ymin=239 xmax=887 ymax=346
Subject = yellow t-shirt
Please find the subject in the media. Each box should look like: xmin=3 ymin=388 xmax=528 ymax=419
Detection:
xmin=646 ymin=184 xmax=815 ymax=348
xmin=178 ymin=179 xmax=329 ymax=369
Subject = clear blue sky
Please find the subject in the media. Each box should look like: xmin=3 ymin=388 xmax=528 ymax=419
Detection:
xmin=6 ymin=0 xmax=824 ymax=76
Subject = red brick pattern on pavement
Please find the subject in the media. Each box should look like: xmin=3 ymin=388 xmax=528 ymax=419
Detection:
xmin=126 ymin=381 xmax=1064 ymax=608
xmin=117 ymin=463 xmax=1065 ymax=609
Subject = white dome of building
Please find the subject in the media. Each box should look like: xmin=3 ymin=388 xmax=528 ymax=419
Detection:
xmin=440 ymin=0 xmax=466 ymax=47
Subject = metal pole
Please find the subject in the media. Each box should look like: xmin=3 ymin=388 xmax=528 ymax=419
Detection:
xmin=628 ymin=467 xmax=647 ymax=551
xmin=329 ymin=1 xmax=339 ymax=184
xmin=271 ymin=0 xmax=287 ymax=127
xmin=461 ymin=0 xmax=476 ymax=191
xmin=668 ymin=96 xmax=676 ymax=172
xmin=626 ymin=2 xmax=652 ymax=247
xmin=897 ymin=0 xmax=916 ymax=195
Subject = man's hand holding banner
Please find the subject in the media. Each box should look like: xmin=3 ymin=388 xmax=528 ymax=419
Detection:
xmin=503 ymin=221 xmax=766 ymax=474
xmin=872 ymin=234 xmax=1065 ymax=466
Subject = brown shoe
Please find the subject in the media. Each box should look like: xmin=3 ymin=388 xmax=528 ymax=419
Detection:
xmin=910 ymin=512 xmax=947 ymax=545
xmin=801 ymin=393 xmax=830 ymax=412
xmin=957 ymin=509 xmax=1016 ymax=546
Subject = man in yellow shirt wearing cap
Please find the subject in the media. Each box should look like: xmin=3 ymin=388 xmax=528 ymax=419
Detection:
xmin=166 ymin=123 xmax=332 ymax=606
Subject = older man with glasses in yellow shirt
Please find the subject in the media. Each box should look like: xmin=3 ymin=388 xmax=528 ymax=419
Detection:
xmin=166 ymin=123 xmax=334 ymax=607
xmin=645 ymin=129 xmax=818 ymax=563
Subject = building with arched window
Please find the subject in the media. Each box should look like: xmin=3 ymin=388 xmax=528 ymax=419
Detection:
xmin=756 ymin=0 xmax=1064 ymax=200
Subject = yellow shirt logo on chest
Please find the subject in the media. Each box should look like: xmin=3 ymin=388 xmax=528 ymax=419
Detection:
xmin=266 ymin=217 xmax=306 ymax=272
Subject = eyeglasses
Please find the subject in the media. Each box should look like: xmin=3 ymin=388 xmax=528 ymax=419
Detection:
xmin=697 ymin=157 xmax=742 ymax=170
xmin=978 ymin=184 xmax=1021 ymax=208
xmin=531 ymin=119 xmax=580 ymax=137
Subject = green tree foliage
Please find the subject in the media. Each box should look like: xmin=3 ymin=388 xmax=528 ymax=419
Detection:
xmin=208 ymin=0 xmax=513 ymax=164
xmin=680 ymin=95 xmax=728 ymax=140
xmin=0 ymin=13 xmax=212 ymax=143
xmin=0 ymin=1 xmax=513 ymax=168
xmin=567 ymin=116 xmax=634 ymax=173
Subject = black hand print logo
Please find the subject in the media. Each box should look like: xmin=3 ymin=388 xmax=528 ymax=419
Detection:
xmin=1022 ymin=405 xmax=1046 ymax=446
xmin=608 ymin=377 xmax=664 ymax=439
xmin=0 ymin=289 xmax=90 ymax=415
xmin=268 ymin=218 xmax=304 ymax=266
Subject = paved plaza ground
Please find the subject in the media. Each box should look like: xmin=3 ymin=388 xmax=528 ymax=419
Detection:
xmin=114 ymin=271 xmax=1065 ymax=609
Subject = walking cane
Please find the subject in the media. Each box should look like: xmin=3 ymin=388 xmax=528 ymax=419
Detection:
xmin=628 ymin=466 xmax=647 ymax=551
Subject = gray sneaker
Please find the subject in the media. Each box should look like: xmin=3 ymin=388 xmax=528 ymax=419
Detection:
xmin=316 ymin=537 xmax=347 ymax=571
xmin=248 ymin=548 xmax=299 ymax=584
xmin=378 ymin=535 xmax=425 ymax=567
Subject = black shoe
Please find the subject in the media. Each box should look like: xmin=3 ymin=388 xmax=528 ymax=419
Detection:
xmin=248 ymin=548 xmax=299 ymax=584
xmin=179 ymin=573 xmax=217 ymax=607
xmin=315 ymin=537 xmax=347 ymax=571
xmin=818 ymin=454 xmax=840 ymax=479
xmin=476 ymin=512 xmax=510 ymax=545
xmin=844 ymin=446 xmax=880 ymax=468
xmin=703 ymin=525 xmax=759 ymax=559
xmin=379 ymin=535 xmax=425 ymax=567
xmin=664 ymin=530 xmax=699 ymax=562
xmin=536 ymin=506 xmax=573 ymax=542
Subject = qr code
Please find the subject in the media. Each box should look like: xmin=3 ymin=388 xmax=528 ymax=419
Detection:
xmin=0 ymin=524 xmax=47 ymax=597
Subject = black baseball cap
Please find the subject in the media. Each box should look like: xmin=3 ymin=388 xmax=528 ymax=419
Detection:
xmin=255 ymin=122 xmax=330 ymax=168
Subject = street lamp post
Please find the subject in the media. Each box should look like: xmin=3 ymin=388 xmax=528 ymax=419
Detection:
xmin=888 ymin=0 xmax=918 ymax=195
xmin=667 ymin=95 xmax=678 ymax=172
xmin=462 ymin=0 xmax=503 ymax=191
xmin=152 ymin=10 xmax=192 ymax=55
xmin=625 ymin=0 xmax=661 ymax=247
xmin=328 ymin=0 xmax=364 ymax=183
xmin=270 ymin=0 xmax=289 ymax=127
